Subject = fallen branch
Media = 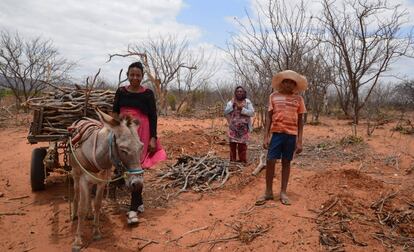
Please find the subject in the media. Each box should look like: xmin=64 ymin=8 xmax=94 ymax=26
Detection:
xmin=318 ymin=197 xmax=339 ymax=217
xmin=131 ymin=236 xmax=159 ymax=251
xmin=0 ymin=212 xmax=26 ymax=216
xmin=187 ymin=235 xmax=239 ymax=248
xmin=252 ymin=152 xmax=266 ymax=176
xmin=138 ymin=240 xmax=158 ymax=251
xmin=167 ymin=226 xmax=209 ymax=243
xmin=131 ymin=236 xmax=159 ymax=243
xmin=8 ymin=195 xmax=29 ymax=200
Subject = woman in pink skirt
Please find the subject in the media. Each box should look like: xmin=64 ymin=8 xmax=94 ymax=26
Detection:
xmin=112 ymin=61 xmax=167 ymax=224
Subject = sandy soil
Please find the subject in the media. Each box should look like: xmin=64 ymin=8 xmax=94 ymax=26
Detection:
xmin=0 ymin=115 xmax=413 ymax=252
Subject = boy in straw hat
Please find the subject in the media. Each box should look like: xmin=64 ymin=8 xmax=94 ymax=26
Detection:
xmin=256 ymin=70 xmax=307 ymax=206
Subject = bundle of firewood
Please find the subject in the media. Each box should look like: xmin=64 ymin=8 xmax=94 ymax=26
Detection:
xmin=158 ymin=153 xmax=244 ymax=194
xmin=23 ymin=86 xmax=115 ymax=134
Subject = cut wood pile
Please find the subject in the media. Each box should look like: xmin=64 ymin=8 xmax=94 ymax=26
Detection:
xmin=158 ymin=153 xmax=244 ymax=194
xmin=23 ymin=87 xmax=115 ymax=134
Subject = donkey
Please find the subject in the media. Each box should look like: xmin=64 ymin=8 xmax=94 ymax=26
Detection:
xmin=69 ymin=108 xmax=143 ymax=251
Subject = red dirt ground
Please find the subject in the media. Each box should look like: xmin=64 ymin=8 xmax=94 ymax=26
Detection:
xmin=0 ymin=115 xmax=413 ymax=252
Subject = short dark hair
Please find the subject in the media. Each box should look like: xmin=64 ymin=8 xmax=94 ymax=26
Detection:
xmin=127 ymin=62 xmax=144 ymax=75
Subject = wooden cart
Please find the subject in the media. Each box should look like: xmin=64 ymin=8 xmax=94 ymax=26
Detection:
xmin=27 ymin=108 xmax=72 ymax=191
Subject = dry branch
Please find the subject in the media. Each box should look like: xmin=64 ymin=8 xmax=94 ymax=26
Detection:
xmin=0 ymin=212 xmax=26 ymax=216
xmin=131 ymin=236 xmax=159 ymax=250
xmin=252 ymin=152 xmax=266 ymax=176
xmin=188 ymin=222 xmax=270 ymax=248
xmin=167 ymin=226 xmax=209 ymax=243
xmin=7 ymin=195 xmax=29 ymax=201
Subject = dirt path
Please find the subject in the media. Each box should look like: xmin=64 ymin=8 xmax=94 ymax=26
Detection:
xmin=0 ymin=116 xmax=413 ymax=251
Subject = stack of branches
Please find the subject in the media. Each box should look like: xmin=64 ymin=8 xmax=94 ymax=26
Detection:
xmin=370 ymin=192 xmax=414 ymax=250
xmin=23 ymin=70 xmax=115 ymax=134
xmin=316 ymin=192 xmax=414 ymax=251
xmin=158 ymin=153 xmax=244 ymax=194
xmin=316 ymin=196 xmax=368 ymax=252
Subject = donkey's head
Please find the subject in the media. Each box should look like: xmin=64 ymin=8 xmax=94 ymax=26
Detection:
xmin=96 ymin=108 xmax=143 ymax=192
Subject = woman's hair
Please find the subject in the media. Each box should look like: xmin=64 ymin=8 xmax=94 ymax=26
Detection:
xmin=234 ymin=86 xmax=247 ymax=100
xmin=127 ymin=62 xmax=144 ymax=75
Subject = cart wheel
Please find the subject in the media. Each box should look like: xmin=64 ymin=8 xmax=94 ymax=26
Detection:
xmin=31 ymin=147 xmax=47 ymax=191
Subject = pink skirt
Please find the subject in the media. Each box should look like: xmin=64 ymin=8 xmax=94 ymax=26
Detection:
xmin=120 ymin=107 xmax=167 ymax=169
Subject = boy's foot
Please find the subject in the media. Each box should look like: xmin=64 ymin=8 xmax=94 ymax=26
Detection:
xmin=255 ymin=194 xmax=274 ymax=206
xmin=280 ymin=193 xmax=291 ymax=205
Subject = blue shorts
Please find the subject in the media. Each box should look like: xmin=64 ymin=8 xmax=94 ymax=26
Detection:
xmin=267 ymin=133 xmax=297 ymax=161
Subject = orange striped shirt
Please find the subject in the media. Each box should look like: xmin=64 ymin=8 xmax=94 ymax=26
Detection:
xmin=268 ymin=92 xmax=306 ymax=135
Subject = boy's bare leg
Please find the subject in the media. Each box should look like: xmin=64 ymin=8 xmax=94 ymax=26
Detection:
xmin=255 ymin=159 xmax=276 ymax=205
xmin=265 ymin=159 xmax=277 ymax=197
xmin=280 ymin=158 xmax=291 ymax=205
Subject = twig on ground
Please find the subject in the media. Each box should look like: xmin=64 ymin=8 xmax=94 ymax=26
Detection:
xmin=131 ymin=236 xmax=159 ymax=243
xmin=132 ymin=236 xmax=159 ymax=251
xmin=187 ymin=235 xmax=240 ymax=248
xmin=318 ymin=197 xmax=339 ymax=217
xmin=167 ymin=226 xmax=209 ymax=243
xmin=292 ymin=213 xmax=317 ymax=220
xmin=8 ymin=195 xmax=29 ymax=201
xmin=0 ymin=212 xmax=26 ymax=216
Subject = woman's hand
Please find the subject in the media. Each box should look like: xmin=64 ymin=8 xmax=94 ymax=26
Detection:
xmin=148 ymin=137 xmax=157 ymax=155
xmin=236 ymin=103 xmax=244 ymax=110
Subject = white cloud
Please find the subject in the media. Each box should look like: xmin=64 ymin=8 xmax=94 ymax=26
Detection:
xmin=0 ymin=0 xmax=201 ymax=84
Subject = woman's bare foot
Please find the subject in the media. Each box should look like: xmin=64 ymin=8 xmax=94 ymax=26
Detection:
xmin=280 ymin=193 xmax=291 ymax=205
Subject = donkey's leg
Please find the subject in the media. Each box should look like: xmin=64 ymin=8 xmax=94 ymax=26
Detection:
xmin=92 ymin=184 xmax=105 ymax=240
xmin=71 ymin=174 xmax=80 ymax=221
xmin=86 ymin=184 xmax=95 ymax=220
xmin=73 ymin=176 xmax=89 ymax=251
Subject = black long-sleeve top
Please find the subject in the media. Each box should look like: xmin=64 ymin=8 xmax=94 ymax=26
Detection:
xmin=112 ymin=86 xmax=157 ymax=138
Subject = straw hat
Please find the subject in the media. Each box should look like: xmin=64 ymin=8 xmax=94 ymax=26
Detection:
xmin=272 ymin=70 xmax=308 ymax=92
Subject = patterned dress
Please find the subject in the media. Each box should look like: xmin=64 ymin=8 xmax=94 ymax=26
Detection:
xmin=224 ymin=98 xmax=255 ymax=143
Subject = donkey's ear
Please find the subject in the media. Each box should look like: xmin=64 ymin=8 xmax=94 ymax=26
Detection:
xmin=96 ymin=107 xmax=120 ymax=128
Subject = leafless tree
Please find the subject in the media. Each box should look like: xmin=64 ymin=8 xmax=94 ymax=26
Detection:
xmin=108 ymin=35 xmax=216 ymax=114
xmin=319 ymin=0 xmax=414 ymax=124
xmin=0 ymin=31 xmax=73 ymax=106
xmin=225 ymin=0 xmax=320 ymax=126
xmin=362 ymin=82 xmax=394 ymax=135
xmin=301 ymin=49 xmax=334 ymax=123
xmin=174 ymin=49 xmax=217 ymax=113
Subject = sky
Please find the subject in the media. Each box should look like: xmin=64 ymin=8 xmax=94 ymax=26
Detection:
xmin=0 ymin=0 xmax=414 ymax=85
